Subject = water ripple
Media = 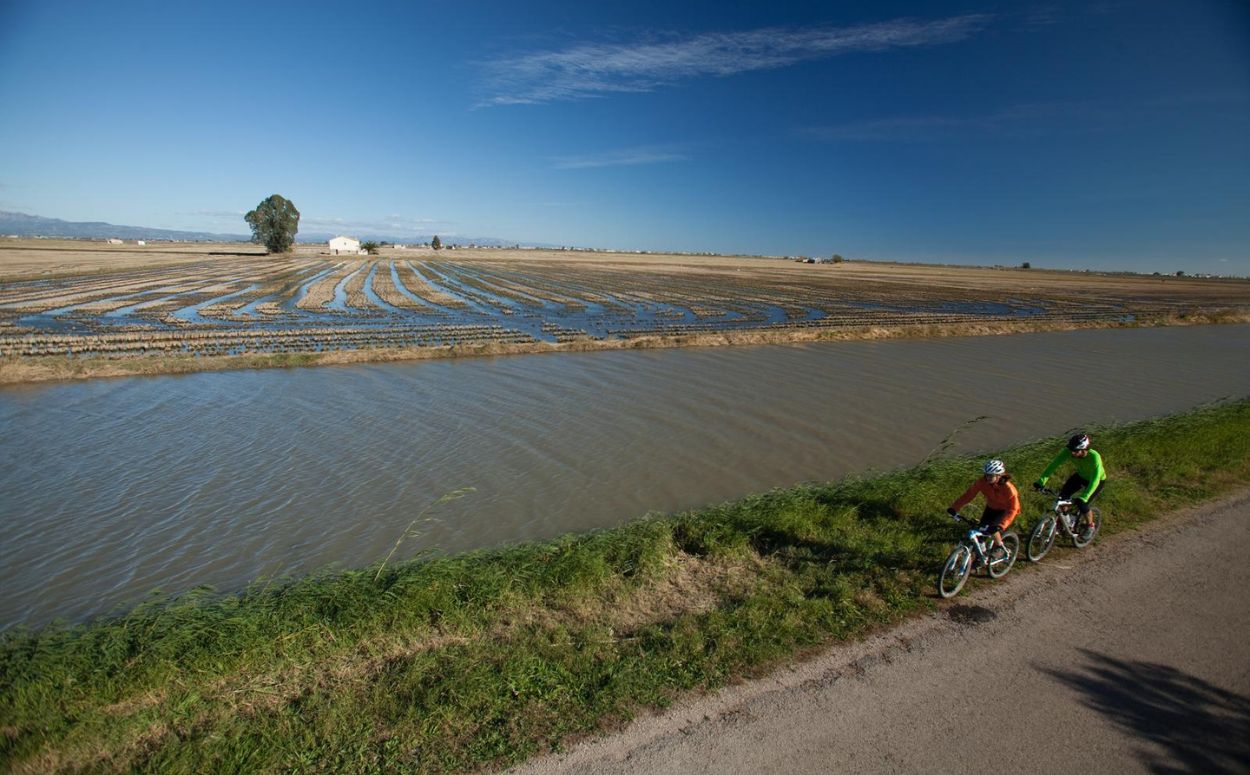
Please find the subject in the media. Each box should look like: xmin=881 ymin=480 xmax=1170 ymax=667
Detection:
xmin=2 ymin=325 xmax=1249 ymax=627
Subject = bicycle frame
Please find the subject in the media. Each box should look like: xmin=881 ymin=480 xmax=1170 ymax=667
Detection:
xmin=953 ymin=514 xmax=996 ymax=568
xmin=1041 ymin=488 xmax=1081 ymax=537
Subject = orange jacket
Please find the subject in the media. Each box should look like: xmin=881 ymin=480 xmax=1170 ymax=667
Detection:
xmin=951 ymin=478 xmax=1020 ymax=522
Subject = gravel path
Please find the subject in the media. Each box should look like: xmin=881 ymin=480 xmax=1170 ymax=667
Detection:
xmin=511 ymin=490 xmax=1250 ymax=774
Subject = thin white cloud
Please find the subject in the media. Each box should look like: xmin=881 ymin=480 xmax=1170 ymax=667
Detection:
xmin=552 ymin=146 xmax=690 ymax=169
xmin=799 ymin=101 xmax=1123 ymax=142
xmin=300 ymin=214 xmax=453 ymax=236
xmin=479 ymin=14 xmax=992 ymax=106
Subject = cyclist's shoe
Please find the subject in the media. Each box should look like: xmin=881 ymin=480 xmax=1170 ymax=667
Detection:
xmin=1079 ymin=522 xmax=1096 ymax=541
xmin=990 ymin=546 xmax=1009 ymax=563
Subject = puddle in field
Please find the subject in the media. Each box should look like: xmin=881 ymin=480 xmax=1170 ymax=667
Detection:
xmin=3 ymin=258 xmax=1084 ymax=349
xmin=168 ymin=284 xmax=260 ymax=324
xmin=326 ymin=266 xmax=366 ymax=312
xmin=360 ymin=264 xmax=403 ymax=315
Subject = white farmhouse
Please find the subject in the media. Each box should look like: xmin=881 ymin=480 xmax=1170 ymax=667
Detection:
xmin=328 ymin=235 xmax=363 ymax=255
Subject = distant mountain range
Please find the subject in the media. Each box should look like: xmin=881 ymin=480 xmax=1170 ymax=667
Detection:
xmin=0 ymin=210 xmax=251 ymax=241
xmin=0 ymin=211 xmax=250 ymax=242
xmin=0 ymin=210 xmax=547 ymax=248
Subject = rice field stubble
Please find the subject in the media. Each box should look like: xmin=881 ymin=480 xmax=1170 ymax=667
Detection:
xmin=3 ymin=242 xmax=1248 ymax=383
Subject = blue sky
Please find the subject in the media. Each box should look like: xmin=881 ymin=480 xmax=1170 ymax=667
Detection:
xmin=1 ymin=0 xmax=1247 ymax=273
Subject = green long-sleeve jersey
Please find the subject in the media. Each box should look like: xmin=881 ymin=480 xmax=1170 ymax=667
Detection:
xmin=1038 ymin=448 xmax=1106 ymax=501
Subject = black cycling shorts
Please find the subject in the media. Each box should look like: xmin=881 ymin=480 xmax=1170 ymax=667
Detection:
xmin=1060 ymin=474 xmax=1105 ymax=514
xmin=978 ymin=507 xmax=1009 ymax=533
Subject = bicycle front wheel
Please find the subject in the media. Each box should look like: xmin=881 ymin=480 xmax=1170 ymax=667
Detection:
xmin=938 ymin=544 xmax=973 ymax=598
xmin=1027 ymin=515 xmax=1058 ymax=562
xmin=988 ymin=532 xmax=1019 ymax=579
xmin=1072 ymin=507 xmax=1102 ymax=548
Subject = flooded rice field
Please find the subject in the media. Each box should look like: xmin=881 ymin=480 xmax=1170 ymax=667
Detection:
xmin=3 ymin=252 xmax=1246 ymax=361
xmin=1 ymin=323 xmax=1248 ymax=628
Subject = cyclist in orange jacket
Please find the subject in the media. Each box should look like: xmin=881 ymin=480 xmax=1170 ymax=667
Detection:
xmin=948 ymin=459 xmax=1020 ymax=557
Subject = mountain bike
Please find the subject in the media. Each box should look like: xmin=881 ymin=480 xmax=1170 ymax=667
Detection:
xmin=1026 ymin=487 xmax=1103 ymax=562
xmin=937 ymin=513 xmax=1020 ymax=599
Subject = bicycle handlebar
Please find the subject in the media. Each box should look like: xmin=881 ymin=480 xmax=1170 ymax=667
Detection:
xmin=950 ymin=513 xmax=985 ymax=529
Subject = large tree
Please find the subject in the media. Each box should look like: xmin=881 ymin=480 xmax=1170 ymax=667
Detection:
xmin=244 ymin=194 xmax=300 ymax=254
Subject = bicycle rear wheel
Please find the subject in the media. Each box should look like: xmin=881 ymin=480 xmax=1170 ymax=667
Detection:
xmin=938 ymin=544 xmax=973 ymax=598
xmin=1027 ymin=515 xmax=1058 ymax=562
xmin=987 ymin=532 xmax=1019 ymax=578
xmin=1072 ymin=507 xmax=1102 ymax=548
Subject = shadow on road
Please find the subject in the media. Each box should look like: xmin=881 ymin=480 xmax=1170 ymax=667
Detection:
xmin=1041 ymin=649 xmax=1250 ymax=774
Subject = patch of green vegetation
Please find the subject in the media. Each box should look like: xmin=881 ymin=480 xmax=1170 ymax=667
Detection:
xmin=2 ymin=399 xmax=1247 ymax=773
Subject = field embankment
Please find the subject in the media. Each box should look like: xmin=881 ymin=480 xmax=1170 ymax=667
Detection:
xmin=1 ymin=399 xmax=1248 ymax=773
xmin=3 ymin=310 xmax=1248 ymax=385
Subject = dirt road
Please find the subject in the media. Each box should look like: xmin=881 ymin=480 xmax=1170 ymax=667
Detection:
xmin=512 ymin=491 xmax=1250 ymax=774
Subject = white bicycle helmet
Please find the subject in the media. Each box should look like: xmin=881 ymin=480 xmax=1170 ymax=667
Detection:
xmin=983 ymin=459 xmax=1006 ymax=476
xmin=1068 ymin=433 xmax=1090 ymax=451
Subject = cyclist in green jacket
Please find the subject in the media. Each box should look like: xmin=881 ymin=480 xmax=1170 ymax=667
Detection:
xmin=1033 ymin=432 xmax=1106 ymax=537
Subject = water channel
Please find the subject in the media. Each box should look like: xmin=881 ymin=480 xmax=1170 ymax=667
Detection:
xmin=2 ymin=324 xmax=1248 ymax=628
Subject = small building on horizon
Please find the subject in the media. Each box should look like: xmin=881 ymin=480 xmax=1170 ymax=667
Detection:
xmin=328 ymin=235 xmax=364 ymax=255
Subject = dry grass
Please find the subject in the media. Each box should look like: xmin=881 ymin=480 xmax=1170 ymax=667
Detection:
xmin=5 ymin=239 xmax=1244 ymax=299
xmin=342 ymin=262 xmax=375 ymax=311
xmin=0 ymin=239 xmax=267 ymax=281
xmin=370 ymin=263 xmax=433 ymax=310
xmin=473 ymin=251 xmax=1250 ymax=312
xmin=295 ymin=263 xmax=354 ymax=310
xmin=400 ymin=262 xmax=468 ymax=307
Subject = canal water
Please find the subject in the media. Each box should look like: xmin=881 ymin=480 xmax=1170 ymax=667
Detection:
xmin=2 ymin=324 xmax=1248 ymax=628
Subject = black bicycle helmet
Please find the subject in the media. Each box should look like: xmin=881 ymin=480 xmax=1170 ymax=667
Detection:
xmin=1067 ymin=433 xmax=1090 ymax=451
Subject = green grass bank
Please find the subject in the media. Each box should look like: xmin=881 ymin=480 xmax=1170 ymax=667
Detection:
xmin=3 ymin=399 xmax=1249 ymax=773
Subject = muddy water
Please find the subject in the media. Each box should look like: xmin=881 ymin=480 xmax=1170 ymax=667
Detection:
xmin=2 ymin=325 xmax=1248 ymax=628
